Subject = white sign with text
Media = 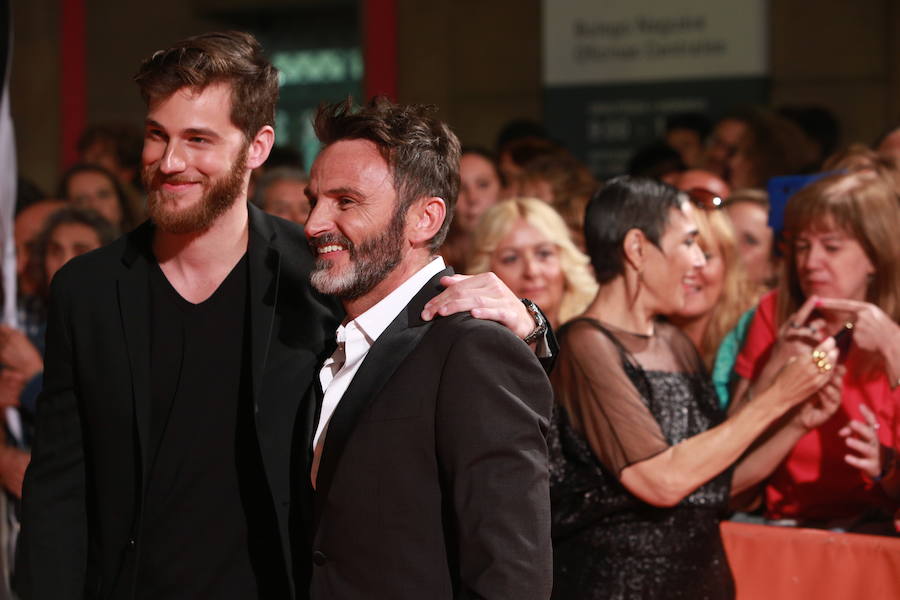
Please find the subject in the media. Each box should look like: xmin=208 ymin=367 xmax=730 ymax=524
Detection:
xmin=543 ymin=0 xmax=768 ymax=85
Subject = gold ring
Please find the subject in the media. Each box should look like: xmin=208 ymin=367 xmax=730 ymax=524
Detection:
xmin=812 ymin=350 xmax=826 ymax=362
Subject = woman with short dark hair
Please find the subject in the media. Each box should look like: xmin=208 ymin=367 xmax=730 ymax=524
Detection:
xmin=549 ymin=176 xmax=839 ymax=599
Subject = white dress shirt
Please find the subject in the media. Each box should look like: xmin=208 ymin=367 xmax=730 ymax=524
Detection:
xmin=311 ymin=256 xmax=446 ymax=485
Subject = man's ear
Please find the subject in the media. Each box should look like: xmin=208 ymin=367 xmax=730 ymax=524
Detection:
xmin=407 ymin=196 xmax=447 ymax=246
xmin=246 ymin=125 xmax=275 ymax=170
xmin=622 ymin=228 xmax=647 ymax=273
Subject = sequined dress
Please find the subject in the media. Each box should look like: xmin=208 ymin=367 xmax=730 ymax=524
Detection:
xmin=549 ymin=318 xmax=734 ymax=600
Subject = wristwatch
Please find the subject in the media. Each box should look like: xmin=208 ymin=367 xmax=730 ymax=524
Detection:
xmin=520 ymin=299 xmax=548 ymax=344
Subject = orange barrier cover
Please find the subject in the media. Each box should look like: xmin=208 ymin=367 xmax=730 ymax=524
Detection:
xmin=721 ymin=521 xmax=900 ymax=599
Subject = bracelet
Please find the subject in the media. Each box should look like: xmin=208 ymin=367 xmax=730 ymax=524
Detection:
xmin=520 ymin=299 xmax=548 ymax=344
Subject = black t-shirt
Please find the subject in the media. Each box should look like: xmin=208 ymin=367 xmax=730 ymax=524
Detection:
xmin=135 ymin=255 xmax=285 ymax=599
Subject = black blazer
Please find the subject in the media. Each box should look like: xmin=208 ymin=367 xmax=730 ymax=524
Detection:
xmin=292 ymin=269 xmax=554 ymax=600
xmin=15 ymin=205 xmax=340 ymax=600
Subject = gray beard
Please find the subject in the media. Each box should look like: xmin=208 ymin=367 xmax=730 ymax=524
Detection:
xmin=309 ymin=206 xmax=406 ymax=300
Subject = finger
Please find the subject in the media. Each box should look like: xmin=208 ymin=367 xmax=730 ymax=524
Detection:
xmin=844 ymin=454 xmax=877 ymax=475
xmin=845 ymin=435 xmax=877 ymax=457
xmin=423 ymin=283 xmax=485 ymax=320
xmin=439 ymin=274 xmax=470 ymax=286
xmin=785 ymin=327 xmax=821 ymax=344
xmin=807 ymin=318 xmax=828 ymax=331
xmin=468 ymin=307 xmax=515 ymax=330
xmin=815 ymin=297 xmax=866 ymax=314
xmin=846 ymin=423 xmax=879 ymax=454
xmin=838 ymin=425 xmax=852 ymax=438
xmin=791 ymin=294 xmax=821 ymax=326
xmin=424 ymin=297 xmax=486 ymax=321
xmin=847 ymin=419 xmax=878 ymax=443
xmin=858 ymin=404 xmax=877 ymax=426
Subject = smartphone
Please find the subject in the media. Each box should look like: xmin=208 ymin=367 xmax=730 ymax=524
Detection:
xmin=834 ymin=324 xmax=853 ymax=363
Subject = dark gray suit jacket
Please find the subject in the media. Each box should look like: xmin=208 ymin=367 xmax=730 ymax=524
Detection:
xmin=292 ymin=268 xmax=554 ymax=600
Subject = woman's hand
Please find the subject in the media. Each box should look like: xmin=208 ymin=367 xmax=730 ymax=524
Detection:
xmin=768 ymin=336 xmax=838 ymax=410
xmin=838 ymin=403 xmax=886 ymax=480
xmin=755 ymin=295 xmax=829 ymax=391
xmin=815 ymin=297 xmax=900 ymax=358
xmin=795 ymin=364 xmax=844 ymax=431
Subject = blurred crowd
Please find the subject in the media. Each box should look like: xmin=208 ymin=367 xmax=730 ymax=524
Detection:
xmin=3 ymin=100 xmax=899 ymax=596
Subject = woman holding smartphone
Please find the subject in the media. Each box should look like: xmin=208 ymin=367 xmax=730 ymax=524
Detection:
xmin=732 ymin=167 xmax=900 ymax=531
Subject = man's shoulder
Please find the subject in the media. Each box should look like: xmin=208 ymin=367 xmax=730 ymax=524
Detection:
xmin=426 ymin=312 xmax=533 ymax=360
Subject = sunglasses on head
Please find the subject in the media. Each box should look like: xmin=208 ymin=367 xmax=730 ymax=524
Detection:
xmin=685 ymin=188 xmax=726 ymax=210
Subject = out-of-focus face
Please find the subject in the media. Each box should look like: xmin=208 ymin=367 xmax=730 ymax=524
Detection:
xmin=642 ymin=203 xmax=707 ymax=315
xmin=456 ymin=153 xmax=501 ymax=232
xmin=14 ymin=200 xmax=65 ymax=293
xmin=81 ymin=141 xmax=135 ymax=186
xmin=666 ymin=128 xmax=704 ymax=169
xmin=68 ymin=171 xmax=122 ymax=227
xmin=489 ymin=219 xmax=565 ymax=327
xmin=44 ymin=223 xmax=102 ymax=283
xmin=726 ymin=201 xmax=774 ymax=287
xmin=705 ymin=118 xmax=747 ymax=180
xmin=664 ymin=169 xmax=731 ymax=201
xmin=727 ymin=145 xmax=756 ymax=189
xmin=263 ymin=178 xmax=310 ymax=225
xmin=677 ymin=235 xmax=726 ymax=319
xmin=794 ymin=222 xmax=874 ymax=302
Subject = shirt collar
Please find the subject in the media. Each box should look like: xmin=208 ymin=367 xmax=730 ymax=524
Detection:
xmin=340 ymin=256 xmax=446 ymax=345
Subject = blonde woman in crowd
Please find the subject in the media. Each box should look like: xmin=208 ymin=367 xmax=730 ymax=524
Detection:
xmin=468 ymin=197 xmax=597 ymax=330
xmin=725 ymin=188 xmax=778 ymax=289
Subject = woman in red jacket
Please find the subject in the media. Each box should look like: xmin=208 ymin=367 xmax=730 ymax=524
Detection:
xmin=732 ymin=167 xmax=900 ymax=532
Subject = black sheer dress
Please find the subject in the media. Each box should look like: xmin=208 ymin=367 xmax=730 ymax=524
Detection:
xmin=549 ymin=318 xmax=734 ymax=600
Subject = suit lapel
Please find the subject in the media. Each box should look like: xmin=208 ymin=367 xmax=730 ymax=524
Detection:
xmin=247 ymin=205 xmax=280 ymax=407
xmin=116 ymin=223 xmax=154 ymax=490
xmin=313 ymin=268 xmax=453 ymax=519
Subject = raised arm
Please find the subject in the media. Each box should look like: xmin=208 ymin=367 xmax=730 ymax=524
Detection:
xmin=621 ymin=339 xmax=838 ymax=506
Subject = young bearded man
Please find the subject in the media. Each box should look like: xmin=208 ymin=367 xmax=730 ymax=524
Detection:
xmin=15 ymin=32 xmax=547 ymax=600
xmin=293 ymin=98 xmax=553 ymax=600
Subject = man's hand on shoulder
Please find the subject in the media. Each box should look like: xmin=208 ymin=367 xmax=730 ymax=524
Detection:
xmin=421 ymin=273 xmax=535 ymax=340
